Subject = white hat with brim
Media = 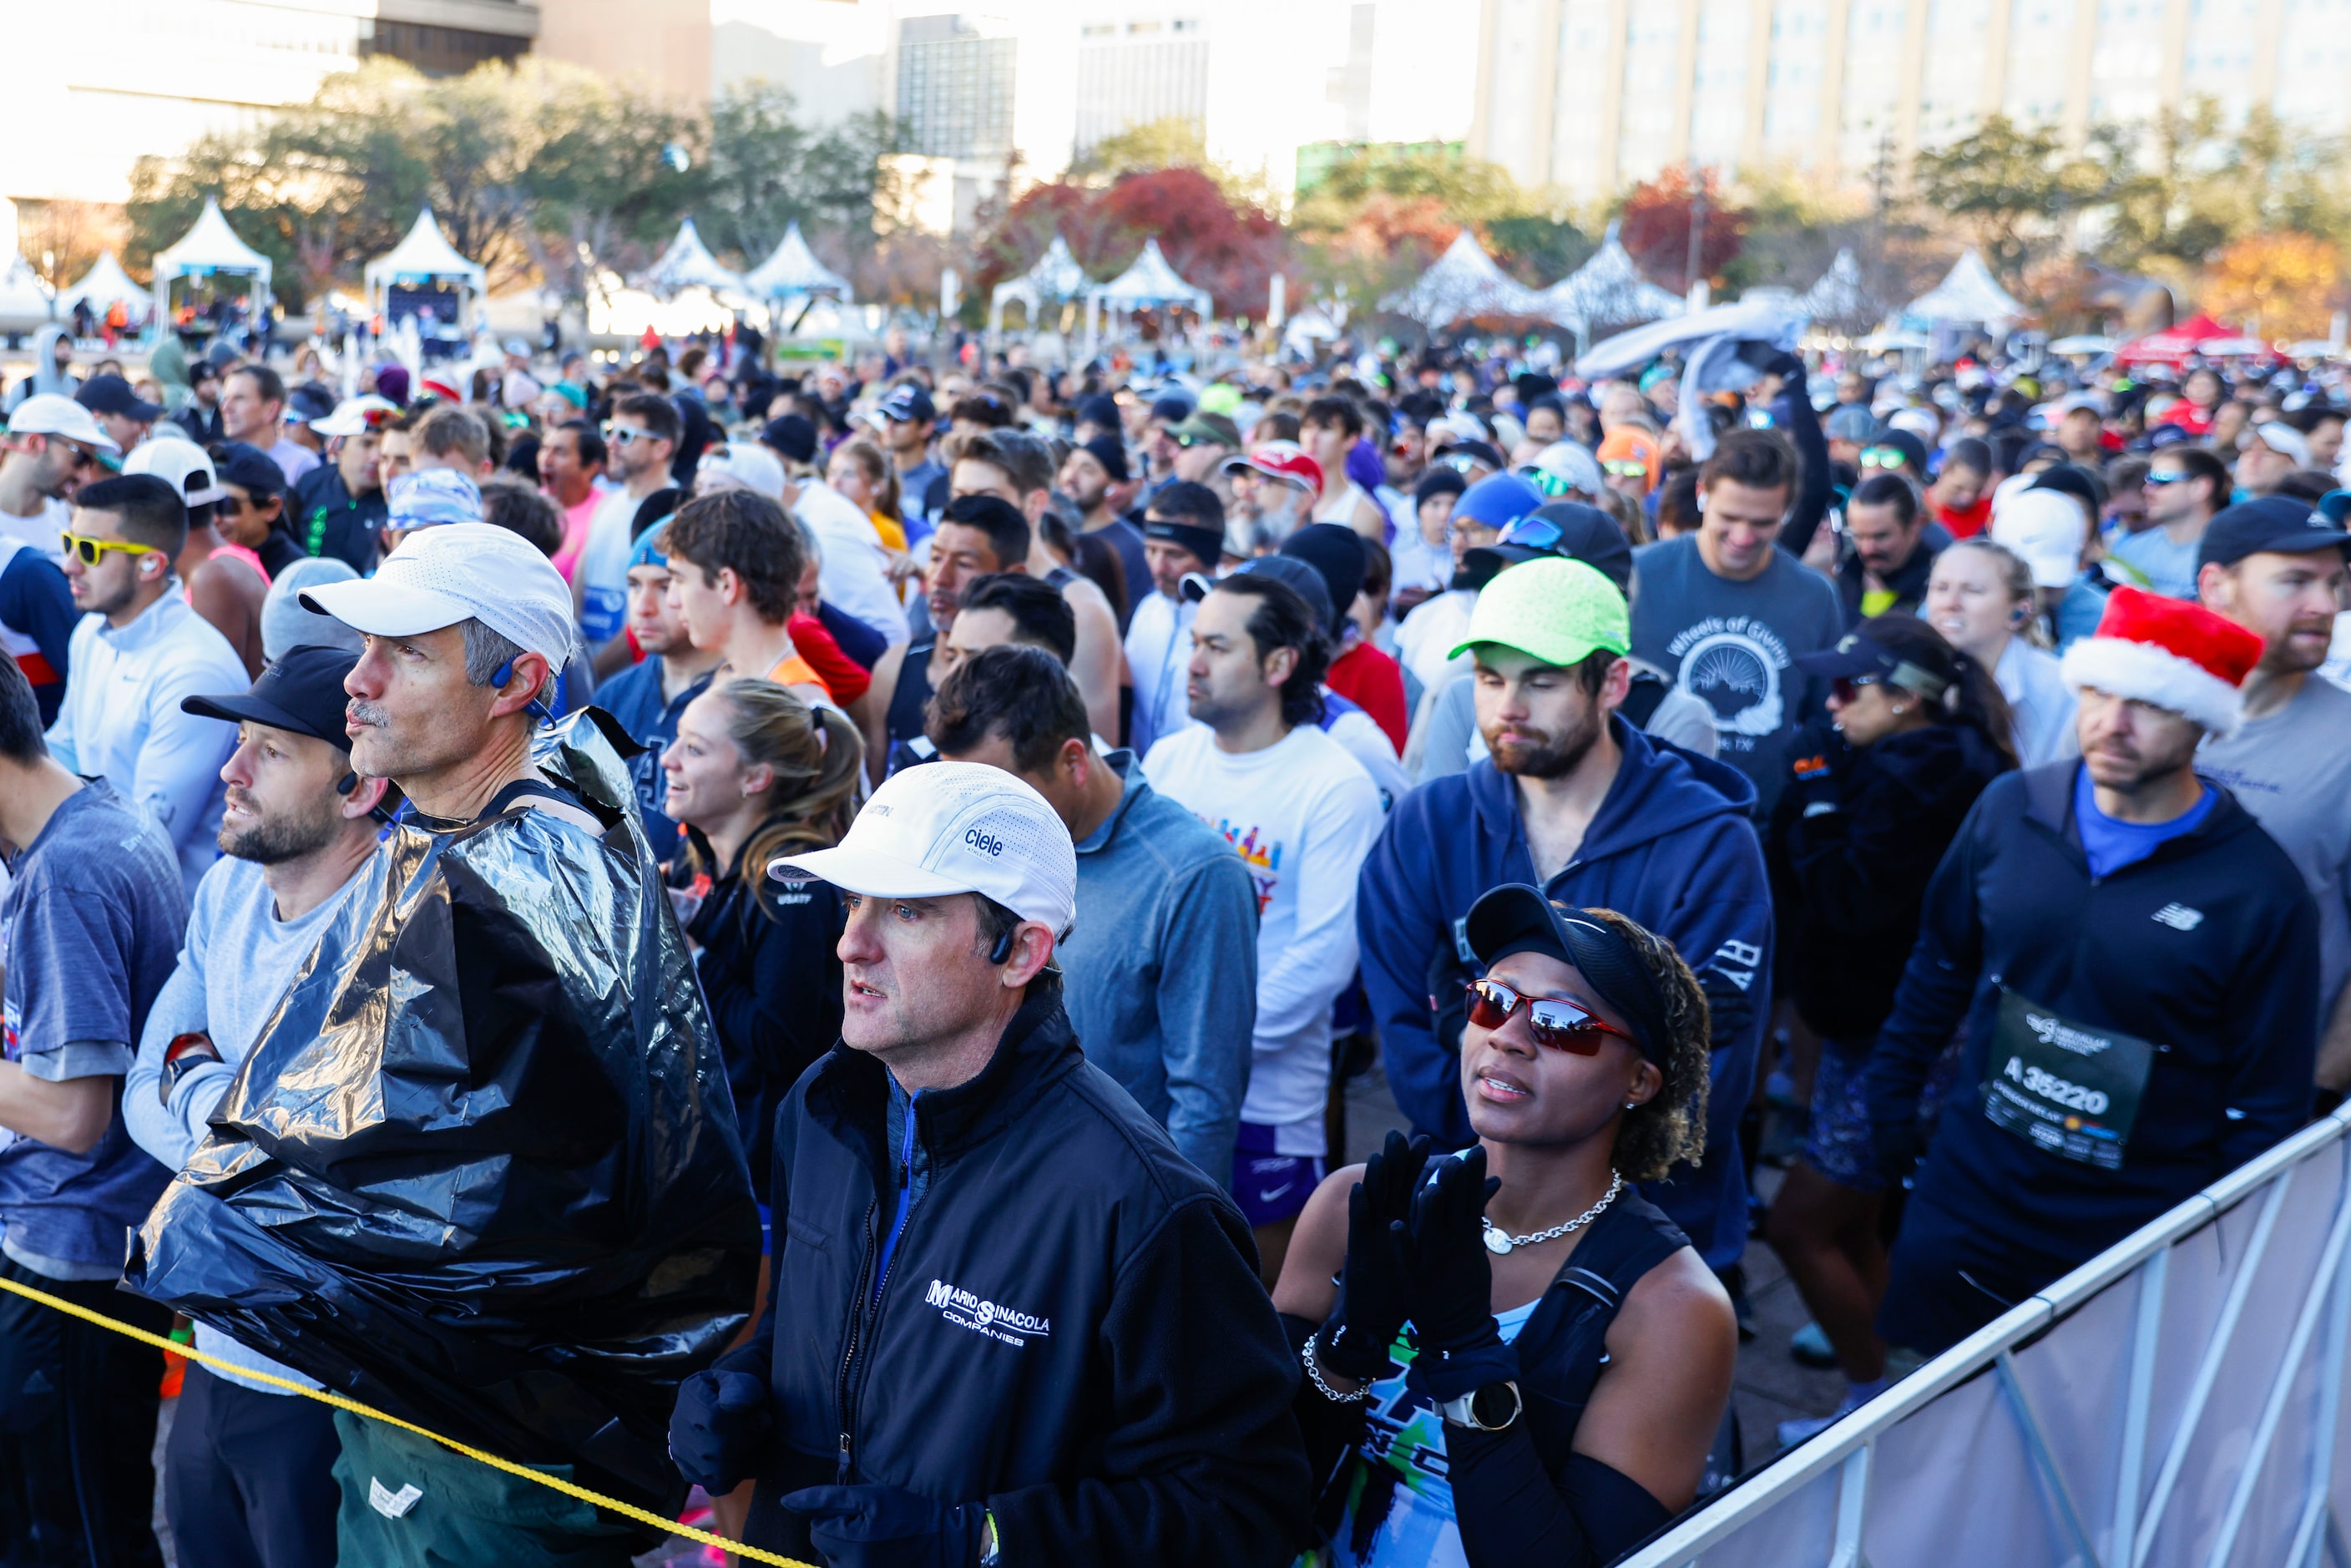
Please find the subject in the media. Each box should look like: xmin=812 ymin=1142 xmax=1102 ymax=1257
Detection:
xmin=299 ymin=522 xmax=577 ymax=669
xmin=8 ymin=392 xmax=120 ymax=454
xmin=312 ymin=395 xmax=398 ymax=437
xmin=771 ymin=761 xmax=1076 ymax=934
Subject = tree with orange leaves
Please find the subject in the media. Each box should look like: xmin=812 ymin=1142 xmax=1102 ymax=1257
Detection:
xmin=2200 ymin=232 xmax=2343 ymax=342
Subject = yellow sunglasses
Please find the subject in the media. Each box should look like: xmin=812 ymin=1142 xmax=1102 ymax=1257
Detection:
xmin=60 ymin=531 xmax=159 ymax=567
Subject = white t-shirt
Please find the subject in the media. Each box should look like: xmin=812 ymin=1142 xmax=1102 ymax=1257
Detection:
xmin=575 ymin=483 xmax=651 ymax=646
xmin=1124 ymin=590 xmax=1196 ymax=760
xmin=1141 ymin=724 xmax=1383 ymax=1151
xmin=793 ymin=478 xmax=908 ymax=644
xmin=0 ymin=497 xmax=70 ymax=564
xmin=1395 ymin=588 xmax=1477 ymax=692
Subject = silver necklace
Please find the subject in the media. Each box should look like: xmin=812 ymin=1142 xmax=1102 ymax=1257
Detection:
xmin=1481 ymin=1171 xmax=1624 ymax=1256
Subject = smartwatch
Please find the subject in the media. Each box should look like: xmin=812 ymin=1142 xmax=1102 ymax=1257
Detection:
xmin=160 ymin=1032 xmax=221 ymax=1105
xmin=1438 ymin=1379 xmax=1523 ymax=1433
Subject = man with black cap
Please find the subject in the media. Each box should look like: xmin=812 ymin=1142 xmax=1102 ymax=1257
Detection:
xmin=124 ymin=645 xmax=394 ymax=1568
xmin=1407 ymin=503 xmax=1718 ymax=783
xmin=1058 ymin=434 xmax=1150 ymax=623
xmin=1125 ymin=480 xmax=1226 ymax=757
xmin=2196 ymin=495 xmax=2351 ymax=1095
xmin=869 ymin=383 xmax=945 ymax=539
xmin=1283 ymin=522 xmax=1408 ymax=752
xmin=74 ymin=372 xmax=163 ymax=456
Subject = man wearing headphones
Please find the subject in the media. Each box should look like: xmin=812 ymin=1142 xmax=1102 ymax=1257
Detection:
xmin=125 ymin=645 xmax=394 ymax=1568
xmin=47 ymin=473 xmax=250 ymax=893
xmin=670 ymin=761 xmax=1311 ymax=1567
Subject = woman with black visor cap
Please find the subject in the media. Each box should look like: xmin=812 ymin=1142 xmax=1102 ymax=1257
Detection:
xmin=1273 ymin=884 xmax=1736 ymax=1568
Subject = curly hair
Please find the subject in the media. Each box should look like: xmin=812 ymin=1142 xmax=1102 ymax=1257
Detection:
xmin=1581 ymin=907 xmax=1712 ymax=1182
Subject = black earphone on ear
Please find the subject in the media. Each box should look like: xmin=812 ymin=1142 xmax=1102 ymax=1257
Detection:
xmin=988 ymin=927 xmax=1016 ymax=964
xmin=336 ymin=771 xmax=358 ymax=796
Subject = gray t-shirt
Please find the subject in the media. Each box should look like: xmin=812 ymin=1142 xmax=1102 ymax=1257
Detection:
xmin=1630 ymin=535 xmax=1843 ymax=817
xmin=2198 ymin=675 xmax=2351 ymax=1024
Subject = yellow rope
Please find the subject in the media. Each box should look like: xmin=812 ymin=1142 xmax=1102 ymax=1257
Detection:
xmin=0 ymin=1273 xmax=811 ymax=1567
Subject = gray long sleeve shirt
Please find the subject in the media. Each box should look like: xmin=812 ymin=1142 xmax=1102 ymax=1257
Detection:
xmin=1056 ymin=752 xmax=1260 ymax=1189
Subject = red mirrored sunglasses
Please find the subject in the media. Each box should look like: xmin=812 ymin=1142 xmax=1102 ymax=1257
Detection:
xmin=1464 ymin=978 xmax=1636 ymax=1055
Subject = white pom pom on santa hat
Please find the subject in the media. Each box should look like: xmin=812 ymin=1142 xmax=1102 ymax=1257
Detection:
xmin=2059 ymin=584 xmax=2267 ymax=736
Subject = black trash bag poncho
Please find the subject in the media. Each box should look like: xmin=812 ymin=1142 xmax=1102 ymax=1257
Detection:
xmin=125 ymin=711 xmax=761 ymax=1510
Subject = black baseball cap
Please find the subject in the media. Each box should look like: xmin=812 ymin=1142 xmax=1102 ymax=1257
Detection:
xmin=2197 ymin=495 xmax=2351 ymax=570
xmin=286 ymin=382 xmax=337 ymax=424
xmin=1792 ymin=618 xmax=1962 ymax=701
xmin=761 ymin=414 xmax=818 ymax=465
xmin=1464 ymin=501 xmax=1633 ymax=593
xmin=213 ymin=441 xmax=289 ymax=499
xmin=876 ymin=384 xmax=937 ymax=426
xmin=1463 ymin=883 xmax=1667 ymax=1061
xmin=75 ymin=374 xmax=163 ymax=422
xmin=181 ymin=644 xmax=362 ymax=751
xmin=1184 ymin=554 xmax=1335 ymax=635
xmin=1074 ymin=393 xmax=1120 ymax=430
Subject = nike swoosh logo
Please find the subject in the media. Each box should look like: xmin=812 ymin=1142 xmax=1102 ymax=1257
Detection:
xmin=1256 ymin=1183 xmax=1297 ymax=1205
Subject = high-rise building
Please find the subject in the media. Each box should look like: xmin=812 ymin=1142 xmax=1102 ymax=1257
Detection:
xmin=896 ymin=13 xmax=1019 ymax=160
xmin=1072 ymin=15 xmax=1211 ymax=155
xmin=1468 ymin=0 xmax=2351 ymax=200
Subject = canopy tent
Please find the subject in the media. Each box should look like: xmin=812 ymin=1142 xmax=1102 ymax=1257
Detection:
xmin=0 ymin=199 xmax=54 ymax=331
xmin=745 ymin=223 xmax=852 ymax=301
xmin=151 ymin=198 xmax=274 ymax=335
xmin=988 ymin=235 xmax=1090 ymax=339
xmin=2112 ymin=314 xmax=2238 ymax=367
xmin=637 ymin=218 xmax=749 ymax=305
xmin=1083 ymin=237 xmax=1215 ymax=350
xmin=57 ymin=251 xmax=148 ymax=326
xmin=1902 ymin=249 xmax=2025 ymax=329
xmin=363 ymin=209 xmax=485 ymax=346
xmin=1383 ymin=230 xmax=1545 ymax=329
xmin=1799 ymin=248 xmax=1868 ymax=327
xmin=1537 ymin=224 xmax=1682 ymax=337
xmin=2046 ymin=334 xmax=2117 ymax=356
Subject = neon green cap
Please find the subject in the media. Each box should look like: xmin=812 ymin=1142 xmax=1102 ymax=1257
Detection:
xmin=1449 ymin=556 xmax=1631 ymax=665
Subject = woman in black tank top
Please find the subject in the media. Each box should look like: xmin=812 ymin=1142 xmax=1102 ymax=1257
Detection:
xmin=1275 ymin=888 xmax=1737 ymax=1568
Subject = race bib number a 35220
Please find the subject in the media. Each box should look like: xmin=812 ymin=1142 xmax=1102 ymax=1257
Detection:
xmin=1981 ymin=989 xmax=2156 ymax=1171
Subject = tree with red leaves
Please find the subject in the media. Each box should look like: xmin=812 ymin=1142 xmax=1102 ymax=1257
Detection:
xmin=972 ymin=165 xmax=1288 ymax=321
xmin=1617 ymin=165 xmax=1748 ymax=293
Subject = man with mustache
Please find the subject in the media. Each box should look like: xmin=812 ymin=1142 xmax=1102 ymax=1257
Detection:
xmin=124 ymin=645 xmax=393 ymax=1568
xmin=2192 ymin=498 xmax=2351 ymax=1097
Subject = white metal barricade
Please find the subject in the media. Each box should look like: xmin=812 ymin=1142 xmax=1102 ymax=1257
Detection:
xmin=1626 ymin=1105 xmax=2351 ymax=1568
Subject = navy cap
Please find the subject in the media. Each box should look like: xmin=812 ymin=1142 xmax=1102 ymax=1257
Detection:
xmin=1464 ymin=500 xmax=1634 ymax=593
xmin=877 ymin=383 xmax=936 ymax=426
xmin=761 ymin=414 xmax=817 ymax=464
xmin=1074 ymin=393 xmax=1121 ymax=430
xmin=74 ymin=374 xmax=163 ymax=422
xmin=213 ymin=441 xmax=289 ymax=498
xmin=2197 ymin=495 xmax=2351 ymax=570
xmin=181 ymin=644 xmax=361 ymax=751
xmin=1185 ymin=554 xmax=1334 ymax=634
xmin=1149 ymin=391 xmax=1196 ymax=423
xmin=286 ymin=382 xmax=337 ymax=423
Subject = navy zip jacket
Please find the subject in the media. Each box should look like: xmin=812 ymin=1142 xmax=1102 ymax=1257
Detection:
xmin=1358 ymin=716 xmax=1773 ymax=1268
xmin=1863 ymin=761 xmax=2319 ymax=1265
xmin=719 ymin=990 xmax=1312 ymax=1565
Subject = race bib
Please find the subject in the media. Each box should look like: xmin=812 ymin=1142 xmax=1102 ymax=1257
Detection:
xmin=1982 ymin=989 xmax=2155 ymax=1171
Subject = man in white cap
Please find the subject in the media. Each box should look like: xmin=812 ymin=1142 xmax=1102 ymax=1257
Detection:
xmin=131 ymin=519 xmax=762 ymax=1564
xmin=668 ymin=761 xmax=1309 ymax=1567
xmin=1 ymin=393 xmax=119 ymax=559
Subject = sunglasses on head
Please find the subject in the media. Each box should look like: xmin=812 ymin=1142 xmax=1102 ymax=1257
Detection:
xmin=1438 ymin=453 xmax=1486 ymax=473
xmin=1830 ymin=673 xmax=1884 ymax=704
xmin=1859 ymin=448 xmax=1907 ymax=468
xmin=1497 ymin=515 xmax=1565 ymax=550
xmin=60 ymin=531 xmax=156 ymax=567
xmin=1465 ymin=978 xmax=1636 ymax=1055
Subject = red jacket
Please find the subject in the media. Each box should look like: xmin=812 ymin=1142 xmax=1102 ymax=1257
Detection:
xmin=1327 ymin=638 xmax=1408 ymax=754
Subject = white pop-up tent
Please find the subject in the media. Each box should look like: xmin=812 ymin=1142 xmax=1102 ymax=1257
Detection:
xmin=988 ymin=235 xmax=1090 ymax=341
xmin=639 ymin=218 xmax=750 ymax=305
xmin=1799 ymin=248 xmax=1868 ymax=329
xmin=1383 ymin=230 xmax=1545 ymax=328
xmin=1904 ymin=249 xmax=2026 ymax=330
xmin=1538 ymin=223 xmax=1682 ymax=341
xmin=57 ymin=251 xmax=148 ymax=327
xmin=364 ymin=209 xmax=486 ymax=345
xmin=746 ymin=223 xmax=852 ymax=301
xmin=150 ymin=198 xmax=273 ymax=337
xmin=1083 ymin=237 xmax=1215 ymax=350
xmin=0 ymin=200 xmax=55 ymax=333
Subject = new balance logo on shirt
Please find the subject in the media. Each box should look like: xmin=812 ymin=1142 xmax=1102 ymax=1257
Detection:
xmin=2151 ymin=903 xmax=2205 ymax=932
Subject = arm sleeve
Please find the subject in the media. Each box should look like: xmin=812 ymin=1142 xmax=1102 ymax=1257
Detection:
xmin=2218 ymin=881 xmax=2322 ymax=1167
xmin=986 ymin=1200 xmax=1312 ymax=1568
xmin=1861 ymin=804 xmax=1992 ymax=1126
xmin=1356 ymin=794 xmax=1477 ymax=1148
xmin=124 ymin=961 xmax=230 ymax=1168
xmin=1155 ymin=857 xmax=1259 ymax=1190
xmin=40 ymin=622 xmax=87 ymax=773
xmin=1251 ymin=770 xmax=1383 ymax=1043
xmin=1772 ymin=377 xmax=1834 ymax=560
xmin=131 ymin=656 xmax=240 ymax=852
xmin=1447 ymin=1434 xmax=1671 ymax=1568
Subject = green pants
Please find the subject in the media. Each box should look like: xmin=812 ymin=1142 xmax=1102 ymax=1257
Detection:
xmin=331 ymin=1410 xmax=640 ymax=1568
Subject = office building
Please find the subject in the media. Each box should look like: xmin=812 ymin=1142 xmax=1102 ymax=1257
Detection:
xmin=1468 ymin=0 xmax=2351 ymax=200
xmin=1073 ymin=16 xmax=1211 ymax=154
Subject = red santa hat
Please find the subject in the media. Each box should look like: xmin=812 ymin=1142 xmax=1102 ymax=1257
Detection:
xmin=2059 ymin=585 xmax=2266 ymax=736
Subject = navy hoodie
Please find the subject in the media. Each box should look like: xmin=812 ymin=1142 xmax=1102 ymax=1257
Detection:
xmin=1863 ymin=761 xmax=2318 ymax=1266
xmin=1358 ymin=715 xmax=1772 ymax=1269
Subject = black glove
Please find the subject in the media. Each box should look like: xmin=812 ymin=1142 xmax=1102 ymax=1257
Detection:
xmin=781 ymin=1485 xmax=988 ymax=1568
xmin=1317 ymin=1130 xmax=1429 ymax=1382
xmin=668 ymin=1368 xmax=770 ymax=1494
xmin=1398 ymin=1147 xmax=1512 ymax=1402
xmin=1872 ymin=1117 xmax=1923 ymax=1186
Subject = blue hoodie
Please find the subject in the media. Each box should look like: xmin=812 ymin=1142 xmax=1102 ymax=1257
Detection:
xmin=1358 ymin=716 xmax=1772 ymax=1268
